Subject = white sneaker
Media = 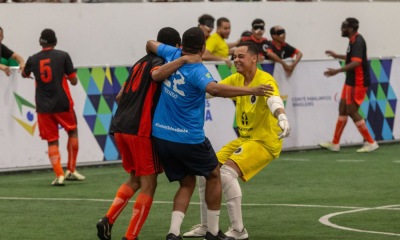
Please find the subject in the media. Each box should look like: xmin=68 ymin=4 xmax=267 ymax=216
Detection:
xmin=182 ymin=224 xmax=207 ymax=238
xmin=51 ymin=176 xmax=65 ymax=186
xmin=225 ymin=227 xmax=249 ymax=240
xmin=318 ymin=142 xmax=340 ymax=152
xmin=65 ymin=170 xmax=85 ymax=181
xmin=357 ymin=141 xmax=379 ymax=153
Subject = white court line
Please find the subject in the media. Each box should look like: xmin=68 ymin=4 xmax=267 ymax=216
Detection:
xmin=336 ymin=160 xmax=365 ymax=162
xmin=319 ymin=205 xmax=400 ymax=237
xmin=393 ymin=160 xmax=400 ymax=163
xmin=0 ymin=197 xmax=363 ymax=209
xmin=0 ymin=170 xmax=124 ymax=183
xmin=279 ymin=158 xmax=310 ymax=161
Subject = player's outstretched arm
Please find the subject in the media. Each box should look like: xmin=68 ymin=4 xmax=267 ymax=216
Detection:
xmin=266 ymin=51 xmax=293 ymax=76
xmin=152 ymin=55 xmax=202 ymax=82
xmin=291 ymin=50 xmax=303 ymax=70
xmin=205 ymin=81 xmax=273 ymax=98
xmin=267 ymin=96 xmax=291 ymax=139
xmin=0 ymin=64 xmax=11 ymax=76
xmin=325 ymin=50 xmax=346 ymax=60
xmin=146 ymin=40 xmax=162 ymax=54
xmin=324 ymin=60 xmax=360 ymax=77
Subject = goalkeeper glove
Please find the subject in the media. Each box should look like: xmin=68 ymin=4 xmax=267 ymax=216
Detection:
xmin=277 ymin=114 xmax=291 ymax=140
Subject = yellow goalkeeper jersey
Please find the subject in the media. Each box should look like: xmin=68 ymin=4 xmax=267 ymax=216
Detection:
xmin=219 ymin=69 xmax=283 ymax=158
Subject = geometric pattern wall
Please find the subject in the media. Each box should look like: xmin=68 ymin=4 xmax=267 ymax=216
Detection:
xmin=360 ymin=59 xmax=397 ymax=140
xmin=341 ymin=59 xmax=397 ymax=141
xmin=76 ymin=67 xmax=130 ymax=160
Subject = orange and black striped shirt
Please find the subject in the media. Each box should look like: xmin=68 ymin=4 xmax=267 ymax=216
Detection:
xmin=345 ymin=33 xmax=371 ymax=87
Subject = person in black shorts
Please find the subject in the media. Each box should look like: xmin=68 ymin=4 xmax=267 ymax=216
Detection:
xmin=0 ymin=26 xmax=25 ymax=76
xmin=22 ymin=29 xmax=84 ymax=186
xmin=241 ymin=19 xmax=293 ymax=74
xmin=96 ymin=27 xmax=201 ymax=240
xmin=269 ymin=25 xmax=303 ymax=76
xmin=319 ymin=18 xmax=378 ymax=153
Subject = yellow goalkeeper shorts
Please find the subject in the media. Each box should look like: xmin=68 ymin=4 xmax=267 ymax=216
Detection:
xmin=217 ymin=138 xmax=275 ymax=182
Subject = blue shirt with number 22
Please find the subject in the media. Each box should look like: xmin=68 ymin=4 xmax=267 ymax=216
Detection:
xmin=151 ymin=44 xmax=216 ymax=144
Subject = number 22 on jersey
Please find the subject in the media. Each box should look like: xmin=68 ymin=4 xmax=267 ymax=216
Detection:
xmin=164 ymin=70 xmax=186 ymax=96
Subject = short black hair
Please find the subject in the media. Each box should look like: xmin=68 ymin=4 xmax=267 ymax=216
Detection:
xmin=252 ymin=19 xmax=265 ymax=27
xmin=198 ymin=14 xmax=215 ymax=28
xmin=40 ymin=29 xmax=57 ymax=46
xmin=217 ymin=17 xmax=230 ymax=27
xmin=182 ymin=27 xmax=205 ymax=54
xmin=270 ymin=26 xmax=277 ymax=36
xmin=236 ymin=41 xmax=259 ymax=56
xmin=346 ymin=17 xmax=359 ymax=31
xmin=157 ymin=27 xmax=181 ymax=47
xmin=0 ymin=27 xmax=3 ymax=33
xmin=241 ymin=30 xmax=252 ymax=37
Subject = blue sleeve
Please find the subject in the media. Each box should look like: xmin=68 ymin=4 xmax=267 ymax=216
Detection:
xmin=193 ymin=65 xmax=217 ymax=91
xmin=157 ymin=44 xmax=181 ymax=62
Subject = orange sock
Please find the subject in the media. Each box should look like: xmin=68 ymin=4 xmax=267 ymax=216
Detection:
xmin=48 ymin=145 xmax=64 ymax=177
xmin=125 ymin=193 xmax=153 ymax=240
xmin=355 ymin=120 xmax=374 ymax=143
xmin=106 ymin=184 xmax=135 ymax=225
xmin=332 ymin=116 xmax=348 ymax=144
xmin=67 ymin=137 xmax=79 ymax=172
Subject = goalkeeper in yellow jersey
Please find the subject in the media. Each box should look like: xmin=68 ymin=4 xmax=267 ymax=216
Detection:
xmin=183 ymin=41 xmax=291 ymax=240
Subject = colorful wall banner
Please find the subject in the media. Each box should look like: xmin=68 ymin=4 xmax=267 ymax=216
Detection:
xmin=0 ymin=58 xmax=398 ymax=170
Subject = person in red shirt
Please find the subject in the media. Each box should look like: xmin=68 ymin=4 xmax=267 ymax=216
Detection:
xmin=22 ymin=29 xmax=84 ymax=186
xmin=319 ymin=18 xmax=378 ymax=153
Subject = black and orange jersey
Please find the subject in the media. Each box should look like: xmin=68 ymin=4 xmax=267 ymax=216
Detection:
xmin=23 ymin=48 xmax=76 ymax=113
xmin=0 ymin=43 xmax=14 ymax=60
xmin=110 ymin=53 xmax=164 ymax=137
xmin=269 ymin=40 xmax=299 ymax=59
xmin=241 ymin=36 xmax=273 ymax=60
xmin=345 ymin=33 xmax=370 ymax=87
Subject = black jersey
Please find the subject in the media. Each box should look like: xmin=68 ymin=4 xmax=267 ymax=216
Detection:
xmin=0 ymin=43 xmax=14 ymax=60
xmin=23 ymin=48 xmax=76 ymax=113
xmin=241 ymin=36 xmax=272 ymax=60
xmin=269 ymin=41 xmax=298 ymax=59
xmin=110 ymin=53 xmax=164 ymax=137
xmin=345 ymin=33 xmax=370 ymax=87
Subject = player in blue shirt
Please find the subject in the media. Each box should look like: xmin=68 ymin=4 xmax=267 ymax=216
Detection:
xmin=147 ymin=27 xmax=273 ymax=240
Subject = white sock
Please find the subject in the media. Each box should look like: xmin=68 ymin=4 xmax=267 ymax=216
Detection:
xmin=198 ymin=176 xmax=208 ymax=227
xmin=220 ymin=165 xmax=244 ymax=231
xmin=169 ymin=211 xmax=185 ymax=236
xmin=207 ymin=209 xmax=220 ymax=236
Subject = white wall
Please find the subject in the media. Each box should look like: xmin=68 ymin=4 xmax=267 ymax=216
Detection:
xmin=0 ymin=2 xmax=399 ymax=66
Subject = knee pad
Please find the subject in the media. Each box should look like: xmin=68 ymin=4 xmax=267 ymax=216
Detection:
xmin=220 ymin=165 xmax=242 ymax=200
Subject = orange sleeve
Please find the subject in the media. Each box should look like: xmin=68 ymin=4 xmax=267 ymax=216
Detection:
xmin=67 ymin=72 xmax=77 ymax=79
xmin=351 ymin=57 xmax=362 ymax=62
xmin=150 ymin=66 xmax=161 ymax=75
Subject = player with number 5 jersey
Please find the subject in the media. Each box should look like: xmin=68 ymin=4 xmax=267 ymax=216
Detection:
xmin=22 ymin=29 xmax=84 ymax=186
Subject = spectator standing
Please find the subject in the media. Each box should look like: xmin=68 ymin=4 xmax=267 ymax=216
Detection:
xmin=0 ymin=27 xmax=25 ymax=76
xmin=203 ymin=17 xmax=240 ymax=68
xmin=269 ymin=25 xmax=303 ymax=76
xmin=319 ymin=18 xmax=378 ymax=153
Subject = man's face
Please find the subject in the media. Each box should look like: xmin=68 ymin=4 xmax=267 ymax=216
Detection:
xmin=272 ymin=26 xmax=286 ymax=43
xmin=233 ymin=46 xmax=257 ymax=74
xmin=341 ymin=21 xmax=351 ymax=37
xmin=217 ymin=21 xmax=231 ymax=39
xmin=199 ymin=25 xmax=213 ymax=38
xmin=0 ymin=29 xmax=3 ymax=43
xmin=251 ymin=24 xmax=265 ymax=41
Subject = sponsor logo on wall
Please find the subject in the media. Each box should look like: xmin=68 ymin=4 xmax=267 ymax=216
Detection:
xmin=12 ymin=93 xmax=37 ymax=136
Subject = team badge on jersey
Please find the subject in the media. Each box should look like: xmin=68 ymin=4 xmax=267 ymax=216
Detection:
xmin=205 ymin=73 xmax=212 ymax=79
xmin=234 ymin=146 xmax=243 ymax=155
xmin=250 ymin=95 xmax=257 ymax=105
xmin=262 ymin=44 xmax=269 ymax=52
